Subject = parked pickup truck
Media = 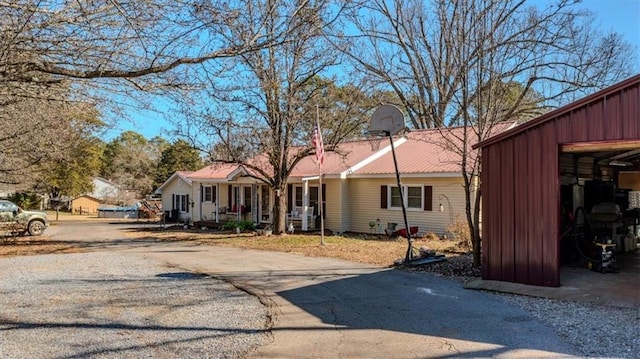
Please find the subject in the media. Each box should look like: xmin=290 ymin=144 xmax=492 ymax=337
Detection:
xmin=0 ymin=200 xmax=49 ymax=236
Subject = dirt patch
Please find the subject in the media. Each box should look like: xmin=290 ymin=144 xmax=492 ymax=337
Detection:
xmin=0 ymin=236 xmax=85 ymax=257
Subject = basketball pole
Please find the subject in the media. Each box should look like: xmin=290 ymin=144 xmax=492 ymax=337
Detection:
xmin=388 ymin=132 xmax=413 ymax=262
xmin=369 ymin=104 xmax=412 ymax=262
xmin=316 ymin=105 xmax=325 ymax=245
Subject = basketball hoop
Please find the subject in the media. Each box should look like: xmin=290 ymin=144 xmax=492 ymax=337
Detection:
xmin=367 ymin=130 xmax=388 ymax=151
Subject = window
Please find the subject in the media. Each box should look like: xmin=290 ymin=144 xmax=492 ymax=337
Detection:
xmin=309 ymin=187 xmax=318 ymax=214
xmin=174 ymin=194 xmax=188 ymax=212
xmin=203 ymin=186 xmax=213 ymax=202
xmin=295 ymin=186 xmax=303 ymax=207
xmin=243 ymin=186 xmax=252 ymax=213
xmin=287 ymin=184 xmax=326 ymax=219
xmin=407 ymin=186 xmax=422 ymax=208
xmin=390 ymin=186 xmax=402 ymax=207
xmin=381 ymin=185 xmax=432 ymax=211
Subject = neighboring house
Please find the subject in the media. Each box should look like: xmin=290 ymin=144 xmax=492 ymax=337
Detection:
xmin=70 ymin=195 xmax=102 ymax=214
xmin=157 ymin=125 xmax=513 ymax=234
xmin=155 ymin=171 xmax=194 ymax=222
xmin=187 ymin=164 xmax=260 ymax=224
xmin=90 ymin=177 xmax=121 ymax=204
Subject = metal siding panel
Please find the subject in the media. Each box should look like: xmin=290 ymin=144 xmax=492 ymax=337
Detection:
xmin=541 ymin=123 xmax=560 ymax=286
xmin=500 ymin=140 xmax=516 ymax=282
xmin=527 ymin=130 xmax=544 ymax=285
xmin=622 ymin=85 xmax=640 ymax=139
xmin=587 ymin=100 xmax=605 ymax=141
xmin=481 ymin=147 xmax=492 ymax=280
xmin=514 ymin=134 xmax=529 ymax=283
xmin=571 ymin=106 xmax=589 ymax=142
xmin=555 ymin=114 xmax=571 ymax=144
xmin=606 ymin=91 xmax=623 ymax=140
xmin=486 ymin=146 xmax=503 ymax=281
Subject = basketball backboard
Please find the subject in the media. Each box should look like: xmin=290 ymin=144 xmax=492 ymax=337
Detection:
xmin=369 ymin=104 xmax=405 ymax=136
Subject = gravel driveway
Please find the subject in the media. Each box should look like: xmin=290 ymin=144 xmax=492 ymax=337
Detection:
xmin=0 ymin=252 xmax=270 ymax=358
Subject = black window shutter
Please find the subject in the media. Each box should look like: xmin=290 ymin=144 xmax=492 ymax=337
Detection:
xmin=200 ymin=184 xmax=204 ymax=202
xmin=287 ymin=184 xmax=293 ymax=211
xmin=212 ymin=186 xmax=217 ymax=203
xmin=172 ymin=194 xmax=175 ymax=210
xmin=424 ymin=186 xmax=433 ymax=211
xmin=186 ymin=194 xmax=190 ymax=213
xmin=380 ymin=185 xmax=387 ymax=209
xmin=227 ymin=185 xmax=232 ymax=209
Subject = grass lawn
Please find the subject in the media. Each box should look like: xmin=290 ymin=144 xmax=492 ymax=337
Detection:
xmin=1 ymin=223 xmax=478 ymax=280
xmin=123 ymin=226 xmax=470 ymax=267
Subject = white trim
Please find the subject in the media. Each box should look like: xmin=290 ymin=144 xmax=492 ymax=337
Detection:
xmin=340 ymin=137 xmax=408 ymax=179
xmin=302 ymin=175 xmax=320 ymax=181
xmin=156 ymin=172 xmax=193 ymax=193
xmin=387 ymin=184 xmax=423 ymax=211
xmin=227 ymin=166 xmax=248 ymax=180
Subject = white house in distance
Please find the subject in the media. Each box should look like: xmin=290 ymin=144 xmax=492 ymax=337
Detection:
xmin=156 ymin=125 xmax=514 ymax=234
xmin=154 ymin=171 xmax=194 ymax=222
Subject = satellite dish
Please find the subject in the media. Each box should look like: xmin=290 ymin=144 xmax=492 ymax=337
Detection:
xmin=369 ymin=105 xmax=405 ymax=136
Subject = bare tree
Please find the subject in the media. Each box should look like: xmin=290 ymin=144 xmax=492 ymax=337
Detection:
xmin=0 ymin=0 xmax=301 ymax=190
xmin=345 ymin=0 xmax=637 ymax=266
xmin=172 ymin=0 xmax=374 ymax=234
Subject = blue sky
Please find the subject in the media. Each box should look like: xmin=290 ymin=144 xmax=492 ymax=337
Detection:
xmin=105 ymin=0 xmax=640 ymax=141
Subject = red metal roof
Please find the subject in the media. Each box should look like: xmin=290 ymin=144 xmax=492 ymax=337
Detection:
xmin=188 ymin=163 xmax=241 ymax=180
xmin=188 ymin=123 xmax=516 ymax=180
xmin=289 ymin=139 xmax=390 ymax=177
xmin=356 ymin=130 xmax=463 ymax=175
xmin=356 ymin=124 xmax=515 ymax=175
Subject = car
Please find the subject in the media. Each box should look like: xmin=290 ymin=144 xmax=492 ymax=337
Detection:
xmin=0 ymin=200 xmax=50 ymax=236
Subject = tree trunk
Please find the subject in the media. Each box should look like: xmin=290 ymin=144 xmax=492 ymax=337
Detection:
xmin=273 ymin=189 xmax=287 ymax=235
xmin=472 ymin=185 xmax=482 ymax=268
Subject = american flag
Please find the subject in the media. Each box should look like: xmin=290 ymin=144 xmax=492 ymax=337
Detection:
xmin=312 ymin=124 xmax=324 ymax=165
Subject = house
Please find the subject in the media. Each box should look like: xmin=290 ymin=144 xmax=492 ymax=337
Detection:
xmin=160 ymin=125 xmax=512 ymax=235
xmin=90 ymin=177 xmax=121 ymax=203
xmin=187 ymin=164 xmax=258 ymax=224
xmin=284 ymin=126 xmax=511 ymax=235
xmin=155 ymin=171 xmax=194 ymax=223
xmin=70 ymin=195 xmax=102 ymax=214
xmin=475 ymin=74 xmax=640 ymax=287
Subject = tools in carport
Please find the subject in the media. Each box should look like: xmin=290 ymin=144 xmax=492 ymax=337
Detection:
xmin=571 ymin=206 xmax=619 ymax=273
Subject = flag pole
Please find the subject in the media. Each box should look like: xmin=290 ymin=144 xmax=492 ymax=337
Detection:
xmin=316 ymin=105 xmax=325 ymax=245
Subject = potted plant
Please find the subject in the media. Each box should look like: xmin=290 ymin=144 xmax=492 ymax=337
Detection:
xmin=369 ymin=220 xmax=376 ymax=233
xmin=256 ymin=224 xmax=273 ymax=236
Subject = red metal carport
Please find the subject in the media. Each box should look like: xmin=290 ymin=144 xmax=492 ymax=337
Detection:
xmin=475 ymin=74 xmax=640 ymax=287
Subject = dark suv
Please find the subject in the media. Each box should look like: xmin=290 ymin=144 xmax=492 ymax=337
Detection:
xmin=0 ymin=200 xmax=49 ymax=236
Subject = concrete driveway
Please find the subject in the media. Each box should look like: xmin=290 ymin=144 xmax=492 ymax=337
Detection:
xmin=44 ymin=220 xmax=581 ymax=358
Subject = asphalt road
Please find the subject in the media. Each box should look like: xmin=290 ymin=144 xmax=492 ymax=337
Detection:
xmin=38 ymin=221 xmax=581 ymax=358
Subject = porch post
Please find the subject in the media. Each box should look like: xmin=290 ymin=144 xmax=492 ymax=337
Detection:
xmin=252 ymin=184 xmax=258 ymax=224
xmin=215 ymin=184 xmax=220 ymax=223
xmin=302 ymin=180 xmax=309 ymax=230
xmin=198 ymin=182 xmax=203 ymax=221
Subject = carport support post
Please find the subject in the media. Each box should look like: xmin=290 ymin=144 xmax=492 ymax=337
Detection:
xmin=388 ymin=133 xmax=413 ymax=262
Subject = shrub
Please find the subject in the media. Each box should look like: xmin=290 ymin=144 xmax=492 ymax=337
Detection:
xmin=445 ymin=218 xmax=471 ymax=250
xmin=222 ymin=220 xmax=256 ymax=232
xmin=423 ymin=232 xmax=440 ymax=241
